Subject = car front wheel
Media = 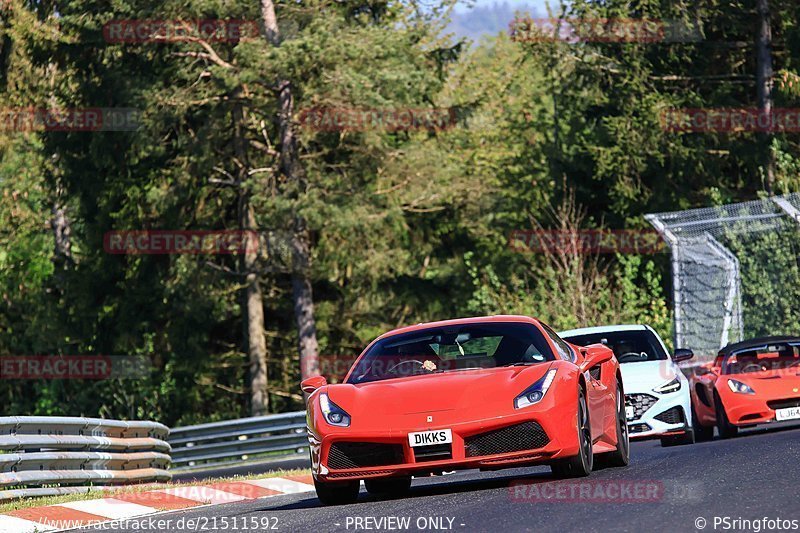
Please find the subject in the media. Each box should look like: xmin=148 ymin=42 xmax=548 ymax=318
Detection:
xmin=596 ymin=381 xmax=629 ymax=467
xmin=551 ymin=387 xmax=593 ymax=478
xmin=714 ymin=393 xmax=738 ymax=439
xmin=692 ymin=403 xmax=714 ymax=442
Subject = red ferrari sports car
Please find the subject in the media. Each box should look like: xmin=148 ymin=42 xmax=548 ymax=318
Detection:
xmin=690 ymin=336 xmax=800 ymax=439
xmin=300 ymin=315 xmax=629 ymax=505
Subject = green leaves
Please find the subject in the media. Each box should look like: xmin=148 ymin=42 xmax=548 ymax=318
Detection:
xmin=1 ymin=0 xmax=797 ymax=421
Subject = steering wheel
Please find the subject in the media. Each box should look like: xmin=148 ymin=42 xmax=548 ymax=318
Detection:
xmin=741 ymin=363 xmax=764 ymax=373
xmin=386 ymin=360 xmax=428 ymax=375
xmin=617 ymin=351 xmax=647 ymax=363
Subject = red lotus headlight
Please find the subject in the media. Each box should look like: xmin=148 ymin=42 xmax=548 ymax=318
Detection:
xmin=727 ymin=379 xmax=755 ymax=395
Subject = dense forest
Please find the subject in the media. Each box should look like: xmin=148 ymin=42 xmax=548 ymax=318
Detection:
xmin=1 ymin=0 xmax=799 ymax=426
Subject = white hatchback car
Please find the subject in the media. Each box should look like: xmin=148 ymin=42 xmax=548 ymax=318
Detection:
xmin=559 ymin=324 xmax=696 ymax=446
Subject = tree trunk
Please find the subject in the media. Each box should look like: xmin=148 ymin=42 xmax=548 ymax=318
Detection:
xmin=292 ymin=222 xmax=320 ymax=379
xmin=756 ymin=0 xmax=775 ymax=193
xmin=260 ymin=0 xmax=320 ymax=382
xmin=233 ymin=96 xmax=270 ymax=416
xmin=50 ymin=184 xmax=74 ymax=269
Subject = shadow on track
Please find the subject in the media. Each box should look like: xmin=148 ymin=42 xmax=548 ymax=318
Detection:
xmin=260 ymin=468 xmax=555 ymax=511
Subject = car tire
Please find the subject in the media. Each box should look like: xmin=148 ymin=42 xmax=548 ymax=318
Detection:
xmin=314 ymin=477 xmax=360 ymax=505
xmin=596 ymin=381 xmax=629 ymax=467
xmin=660 ymin=429 xmax=695 ymax=447
xmin=364 ymin=476 xmax=412 ymax=497
xmin=551 ymin=387 xmax=593 ymax=478
xmin=691 ymin=404 xmax=714 ymax=442
xmin=714 ymin=392 xmax=738 ymax=439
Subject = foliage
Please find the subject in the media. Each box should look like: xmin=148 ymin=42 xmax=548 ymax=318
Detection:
xmin=0 ymin=0 xmax=797 ymax=421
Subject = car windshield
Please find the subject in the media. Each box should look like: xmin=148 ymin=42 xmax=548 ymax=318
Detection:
xmin=723 ymin=343 xmax=800 ymax=375
xmin=561 ymin=330 xmax=668 ymax=364
xmin=346 ymin=322 xmax=555 ymax=384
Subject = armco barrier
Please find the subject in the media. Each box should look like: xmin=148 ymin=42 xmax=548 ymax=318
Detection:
xmin=168 ymin=411 xmax=308 ymax=470
xmin=0 ymin=416 xmax=171 ymax=501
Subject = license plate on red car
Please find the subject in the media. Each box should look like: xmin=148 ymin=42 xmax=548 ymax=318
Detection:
xmin=408 ymin=429 xmax=453 ymax=447
xmin=776 ymin=406 xmax=800 ymax=421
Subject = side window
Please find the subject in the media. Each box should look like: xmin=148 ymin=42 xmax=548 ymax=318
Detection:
xmin=541 ymin=324 xmax=575 ymax=362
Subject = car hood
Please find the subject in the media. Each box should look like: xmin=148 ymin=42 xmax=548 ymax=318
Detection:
xmin=620 ymin=360 xmax=679 ymax=393
xmin=326 ymin=364 xmax=552 ymax=428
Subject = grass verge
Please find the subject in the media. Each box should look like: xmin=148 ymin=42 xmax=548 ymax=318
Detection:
xmin=0 ymin=468 xmax=311 ymax=514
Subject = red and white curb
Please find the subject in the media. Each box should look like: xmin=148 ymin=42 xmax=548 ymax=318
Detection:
xmin=0 ymin=475 xmax=314 ymax=533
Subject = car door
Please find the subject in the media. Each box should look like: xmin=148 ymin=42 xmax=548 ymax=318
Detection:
xmin=580 ymin=346 xmax=614 ymax=439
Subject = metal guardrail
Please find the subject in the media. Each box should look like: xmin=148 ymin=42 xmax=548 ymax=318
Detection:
xmin=168 ymin=411 xmax=308 ymax=471
xmin=0 ymin=416 xmax=171 ymax=501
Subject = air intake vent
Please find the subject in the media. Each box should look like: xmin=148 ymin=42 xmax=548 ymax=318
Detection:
xmin=628 ymin=422 xmax=651 ymax=434
xmin=626 ymin=393 xmax=658 ymax=420
xmin=327 ymin=442 xmax=404 ymax=470
xmin=413 ymin=444 xmax=452 ymax=462
xmin=465 ymin=422 xmax=549 ymax=457
xmin=767 ymin=398 xmax=800 ymax=410
xmin=654 ymin=406 xmax=685 ymax=425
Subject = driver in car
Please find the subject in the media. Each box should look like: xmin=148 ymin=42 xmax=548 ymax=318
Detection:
xmin=613 ymin=340 xmax=645 ymax=361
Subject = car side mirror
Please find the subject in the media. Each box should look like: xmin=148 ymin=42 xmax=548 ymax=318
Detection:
xmin=579 ymin=344 xmax=613 ymax=373
xmin=673 ymin=348 xmax=694 ymax=362
xmin=301 ymin=375 xmax=327 ymax=394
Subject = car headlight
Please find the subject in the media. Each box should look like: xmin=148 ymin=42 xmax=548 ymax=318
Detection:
xmin=653 ymin=377 xmax=681 ymax=394
xmin=320 ymin=393 xmax=351 ymax=427
xmin=515 ymin=369 xmax=557 ymax=409
xmin=727 ymin=379 xmax=755 ymax=395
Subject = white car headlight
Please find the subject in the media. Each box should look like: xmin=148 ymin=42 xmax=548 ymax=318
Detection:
xmin=727 ymin=379 xmax=755 ymax=395
xmin=514 ymin=369 xmax=557 ymax=409
xmin=320 ymin=393 xmax=351 ymax=427
xmin=653 ymin=377 xmax=681 ymax=394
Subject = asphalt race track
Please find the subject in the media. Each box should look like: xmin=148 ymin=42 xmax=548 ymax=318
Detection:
xmin=68 ymin=424 xmax=800 ymax=533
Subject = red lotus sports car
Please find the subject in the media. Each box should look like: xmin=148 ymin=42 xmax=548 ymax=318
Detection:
xmin=300 ymin=315 xmax=629 ymax=505
xmin=690 ymin=336 xmax=800 ymax=440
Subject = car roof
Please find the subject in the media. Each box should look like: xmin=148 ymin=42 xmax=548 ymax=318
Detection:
xmin=719 ymin=335 xmax=800 ymax=357
xmin=558 ymin=324 xmax=648 ymax=338
xmin=376 ymin=315 xmax=539 ymax=341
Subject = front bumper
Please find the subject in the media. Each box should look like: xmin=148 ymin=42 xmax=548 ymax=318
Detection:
xmin=310 ymin=411 xmax=579 ymax=481
xmin=721 ymin=394 xmax=800 ymax=426
xmin=626 ymin=388 xmax=692 ymax=440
